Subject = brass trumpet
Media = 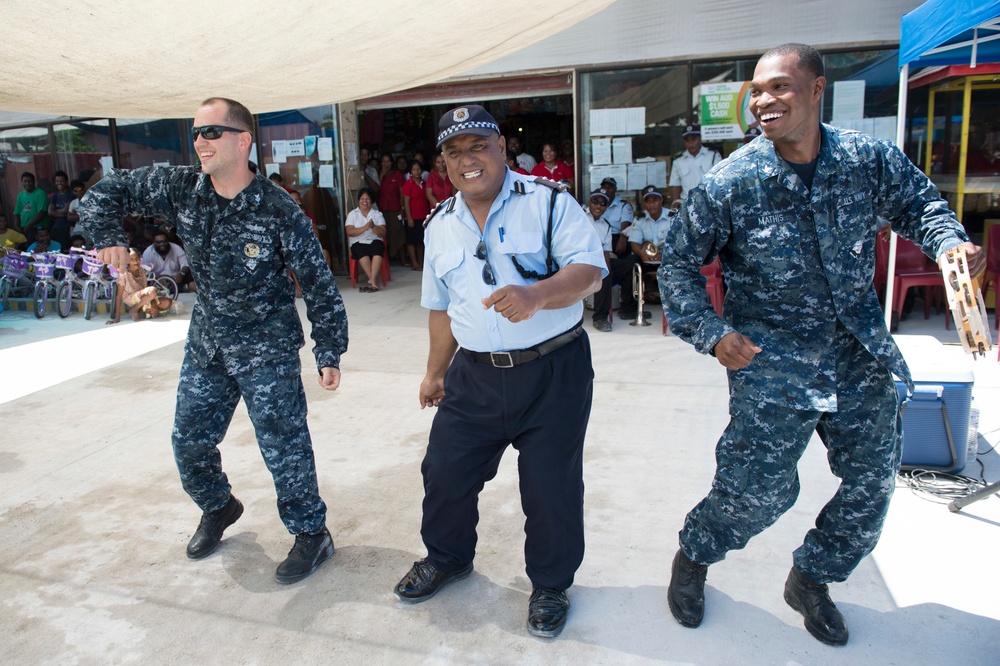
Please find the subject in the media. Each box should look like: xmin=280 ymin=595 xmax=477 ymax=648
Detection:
xmin=630 ymin=261 xmax=651 ymax=327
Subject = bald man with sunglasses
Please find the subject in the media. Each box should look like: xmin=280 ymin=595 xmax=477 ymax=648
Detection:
xmin=78 ymin=97 xmax=348 ymax=585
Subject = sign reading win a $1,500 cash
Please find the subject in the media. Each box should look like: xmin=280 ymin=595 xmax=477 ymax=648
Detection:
xmin=700 ymin=82 xmax=756 ymax=141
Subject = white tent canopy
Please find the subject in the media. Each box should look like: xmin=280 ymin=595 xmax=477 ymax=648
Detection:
xmin=0 ymin=0 xmax=613 ymax=119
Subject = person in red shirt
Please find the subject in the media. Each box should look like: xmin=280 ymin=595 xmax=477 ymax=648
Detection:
xmin=530 ymin=142 xmax=574 ymax=191
xmin=377 ymin=153 xmax=406 ymax=266
xmin=425 ymin=153 xmax=456 ymax=209
xmin=401 ymin=161 xmax=429 ymax=271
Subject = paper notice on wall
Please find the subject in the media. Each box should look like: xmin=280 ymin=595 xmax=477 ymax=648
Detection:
xmin=627 ymin=163 xmax=646 ymax=191
xmin=319 ymin=164 xmax=334 ymax=188
xmin=304 ymin=135 xmax=317 ymax=157
xmin=589 ymin=107 xmax=645 ymax=136
xmin=272 ymin=140 xmax=287 ymax=163
xmin=265 ymin=163 xmax=280 ymax=178
xmin=318 ymin=137 xmax=334 ymax=161
xmin=607 ymin=164 xmax=629 ymax=188
xmin=647 ymin=161 xmax=667 ymax=188
xmin=298 ymin=161 xmax=313 ymax=186
xmin=589 ymin=164 xmax=611 ymax=192
xmin=612 ymin=137 xmax=633 ymax=164
xmin=346 ymin=141 xmax=358 ymax=166
xmin=832 ymin=80 xmax=865 ymax=123
xmin=591 ymin=138 xmax=612 ymax=165
xmin=249 ymin=143 xmax=258 ymax=167
xmin=286 ymin=139 xmax=305 ymax=157
xmin=100 ymin=155 xmax=114 ymax=175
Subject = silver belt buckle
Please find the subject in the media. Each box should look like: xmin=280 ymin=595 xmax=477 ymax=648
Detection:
xmin=490 ymin=352 xmax=514 ymax=368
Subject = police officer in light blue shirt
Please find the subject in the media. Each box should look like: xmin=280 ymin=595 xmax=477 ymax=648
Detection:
xmin=599 ymin=177 xmax=635 ymax=255
xmin=393 ymin=104 xmax=606 ymax=640
xmin=629 ymin=185 xmax=674 ymax=265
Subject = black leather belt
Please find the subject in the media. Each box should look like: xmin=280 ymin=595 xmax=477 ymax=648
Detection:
xmin=460 ymin=322 xmax=583 ymax=368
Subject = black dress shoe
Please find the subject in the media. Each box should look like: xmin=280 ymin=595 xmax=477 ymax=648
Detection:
xmin=527 ymin=588 xmax=570 ymax=638
xmin=275 ymin=527 xmax=335 ymax=584
xmin=186 ymin=495 xmax=244 ymax=560
xmin=784 ymin=567 xmax=849 ymax=646
xmin=592 ymin=318 xmax=612 ymax=332
xmin=394 ymin=558 xmax=473 ymax=603
xmin=667 ymin=548 xmax=708 ymax=628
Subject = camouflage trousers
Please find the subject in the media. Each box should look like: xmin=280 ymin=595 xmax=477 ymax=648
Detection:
xmin=680 ymin=334 xmax=902 ymax=584
xmin=171 ymin=351 xmax=327 ymax=535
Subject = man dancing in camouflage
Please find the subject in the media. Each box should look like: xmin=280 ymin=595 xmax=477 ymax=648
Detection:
xmin=659 ymin=44 xmax=984 ymax=645
xmin=80 ymin=97 xmax=348 ymax=584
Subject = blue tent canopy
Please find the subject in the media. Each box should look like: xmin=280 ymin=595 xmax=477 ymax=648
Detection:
xmin=900 ymin=0 xmax=1000 ymax=68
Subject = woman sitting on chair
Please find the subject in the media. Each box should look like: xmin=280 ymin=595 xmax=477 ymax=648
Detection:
xmin=345 ymin=187 xmax=387 ymax=292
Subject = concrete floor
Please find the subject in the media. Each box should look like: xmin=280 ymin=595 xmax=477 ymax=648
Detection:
xmin=1 ymin=268 xmax=998 ymax=665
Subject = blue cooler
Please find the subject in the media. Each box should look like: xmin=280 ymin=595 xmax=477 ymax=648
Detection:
xmin=894 ymin=364 xmax=974 ymax=474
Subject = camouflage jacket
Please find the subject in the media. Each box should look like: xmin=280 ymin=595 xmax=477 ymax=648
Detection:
xmin=659 ymin=125 xmax=968 ymax=411
xmin=78 ymin=165 xmax=348 ymax=374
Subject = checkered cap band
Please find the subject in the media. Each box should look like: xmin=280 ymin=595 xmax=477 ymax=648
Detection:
xmin=436 ymin=120 xmax=500 ymax=146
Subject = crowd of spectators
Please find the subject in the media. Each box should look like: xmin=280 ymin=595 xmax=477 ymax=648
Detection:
xmin=2 ymin=124 xmax=728 ymax=326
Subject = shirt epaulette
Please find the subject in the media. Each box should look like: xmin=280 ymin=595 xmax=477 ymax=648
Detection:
xmin=514 ymin=180 xmax=526 ymax=195
xmin=533 ymin=177 xmax=569 ymax=193
xmin=423 ymin=196 xmax=455 ymax=228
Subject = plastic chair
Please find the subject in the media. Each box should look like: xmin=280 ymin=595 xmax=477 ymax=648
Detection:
xmin=349 ymin=242 xmax=391 ymax=288
xmin=893 ymin=238 xmax=945 ymax=328
xmin=701 ymin=257 xmax=725 ymax=317
xmin=661 ymin=258 xmax=726 ymax=334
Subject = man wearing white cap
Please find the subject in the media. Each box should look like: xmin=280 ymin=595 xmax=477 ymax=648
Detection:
xmin=669 ymin=124 xmax=721 ymax=203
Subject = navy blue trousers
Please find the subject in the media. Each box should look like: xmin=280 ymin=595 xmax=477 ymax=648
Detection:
xmin=420 ymin=332 xmax=594 ymax=591
xmin=171 ymin=351 xmax=327 ymax=535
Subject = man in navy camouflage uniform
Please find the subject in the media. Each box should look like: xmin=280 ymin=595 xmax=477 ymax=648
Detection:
xmin=392 ymin=105 xmax=605 ymax=639
xmin=659 ymin=44 xmax=984 ymax=645
xmin=79 ymin=97 xmax=348 ymax=585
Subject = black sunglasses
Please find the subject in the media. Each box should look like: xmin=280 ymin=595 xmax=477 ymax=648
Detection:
xmin=191 ymin=125 xmax=249 ymax=140
xmin=475 ymin=240 xmax=496 ymax=286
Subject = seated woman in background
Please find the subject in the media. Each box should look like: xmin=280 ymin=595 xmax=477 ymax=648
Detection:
xmin=345 ymin=187 xmax=387 ymax=292
xmin=108 ymin=249 xmax=173 ymax=325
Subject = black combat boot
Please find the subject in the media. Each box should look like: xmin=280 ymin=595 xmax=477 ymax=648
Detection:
xmin=667 ymin=548 xmax=708 ymax=627
xmin=783 ymin=566 xmax=849 ymax=646
xmin=274 ymin=527 xmax=335 ymax=584
xmin=186 ymin=495 xmax=243 ymax=560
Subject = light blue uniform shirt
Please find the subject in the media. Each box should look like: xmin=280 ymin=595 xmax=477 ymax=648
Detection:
xmin=631 ymin=209 xmax=675 ymax=249
xmin=422 ymin=169 xmax=607 ymax=352
xmin=605 ymin=196 xmax=634 ymax=231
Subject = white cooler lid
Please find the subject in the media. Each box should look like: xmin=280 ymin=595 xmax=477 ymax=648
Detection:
xmin=892 ymin=335 xmax=975 ymax=384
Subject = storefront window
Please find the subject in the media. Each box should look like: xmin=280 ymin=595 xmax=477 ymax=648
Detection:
xmin=115 ymin=118 xmax=194 ymax=169
xmin=580 ymin=65 xmax=689 ymax=199
xmin=258 ymin=106 xmax=345 ymax=272
xmin=821 ymin=50 xmax=900 ymax=126
xmin=52 ymin=121 xmax=114 ymax=192
xmin=1 ymin=125 xmax=53 ymax=218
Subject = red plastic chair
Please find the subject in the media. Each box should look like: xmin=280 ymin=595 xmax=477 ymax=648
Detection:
xmin=661 ymin=258 xmax=726 ymax=335
xmin=980 ymin=224 xmax=1000 ymax=335
xmin=349 ymin=241 xmax=391 ymax=288
xmin=893 ymin=238 xmax=945 ymax=328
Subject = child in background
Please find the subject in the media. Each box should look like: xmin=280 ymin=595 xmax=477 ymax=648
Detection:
xmin=108 ymin=249 xmax=173 ymax=325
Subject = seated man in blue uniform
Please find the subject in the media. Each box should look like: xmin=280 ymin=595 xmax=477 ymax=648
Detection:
xmin=79 ymin=97 xmax=348 ymax=585
xmin=659 ymin=43 xmax=984 ymax=646
xmin=393 ymin=105 xmax=606 ymax=639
